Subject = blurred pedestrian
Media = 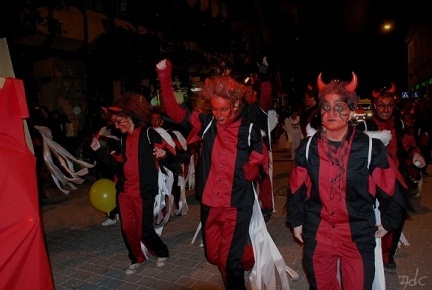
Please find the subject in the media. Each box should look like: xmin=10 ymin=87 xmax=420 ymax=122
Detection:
xmin=277 ymin=119 xmax=290 ymax=151
xmin=284 ymin=109 xmax=303 ymax=160
xmin=48 ymin=109 xmax=68 ymax=149
xmin=299 ymin=84 xmax=321 ymax=136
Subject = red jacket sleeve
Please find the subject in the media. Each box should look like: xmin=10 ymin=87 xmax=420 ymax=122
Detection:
xmin=156 ymin=60 xmax=186 ymax=123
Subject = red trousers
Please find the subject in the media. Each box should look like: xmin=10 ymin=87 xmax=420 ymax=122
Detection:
xmin=201 ymin=205 xmax=253 ymax=290
xmin=118 ymin=194 xmax=146 ymax=263
xmin=304 ymin=239 xmax=375 ymax=290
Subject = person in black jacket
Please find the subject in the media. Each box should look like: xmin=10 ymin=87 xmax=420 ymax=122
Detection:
xmin=288 ymin=72 xmax=405 ymax=289
xmin=90 ymin=92 xmax=176 ymax=274
xmin=156 ymin=59 xmax=270 ymax=290
xmin=356 ymin=84 xmax=425 ymax=269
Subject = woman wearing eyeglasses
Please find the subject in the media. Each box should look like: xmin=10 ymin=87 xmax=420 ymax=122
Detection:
xmin=90 ymin=92 xmax=176 ymax=274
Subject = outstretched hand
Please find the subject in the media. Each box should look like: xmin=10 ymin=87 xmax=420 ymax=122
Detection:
xmin=155 ymin=59 xmax=172 ymax=78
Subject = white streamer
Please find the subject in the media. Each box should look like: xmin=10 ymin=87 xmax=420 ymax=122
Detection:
xmin=372 ymin=200 xmax=386 ymax=290
xmin=34 ymin=126 xmax=94 ymax=194
xmin=154 ymin=167 xmax=174 ymax=236
xmin=248 ymin=186 xmax=297 ymax=290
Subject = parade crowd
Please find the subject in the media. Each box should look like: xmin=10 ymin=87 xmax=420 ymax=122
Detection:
xmin=33 ymin=57 xmax=432 ymax=290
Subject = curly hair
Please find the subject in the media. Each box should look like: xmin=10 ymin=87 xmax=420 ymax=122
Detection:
xmin=200 ymin=76 xmax=247 ymax=109
xmin=112 ymin=92 xmax=152 ymax=127
xmin=186 ymin=93 xmax=211 ymax=114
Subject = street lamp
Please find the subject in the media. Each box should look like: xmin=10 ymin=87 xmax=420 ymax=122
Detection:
xmin=381 ymin=21 xmax=394 ymax=33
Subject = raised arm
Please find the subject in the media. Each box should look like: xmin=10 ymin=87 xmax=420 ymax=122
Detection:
xmin=155 ymin=59 xmax=186 ymax=122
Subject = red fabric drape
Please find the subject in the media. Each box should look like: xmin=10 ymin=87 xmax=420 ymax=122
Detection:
xmin=0 ymin=78 xmax=54 ymax=289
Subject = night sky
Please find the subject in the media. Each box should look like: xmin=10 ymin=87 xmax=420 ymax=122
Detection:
xmin=291 ymin=0 xmax=411 ymax=98
xmin=0 ymin=0 xmax=426 ymax=100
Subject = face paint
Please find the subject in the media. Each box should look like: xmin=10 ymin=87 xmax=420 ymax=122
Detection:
xmin=321 ymin=102 xmax=350 ymax=119
xmin=320 ymin=94 xmax=352 ymax=134
xmin=374 ymin=97 xmax=395 ymax=121
xmin=111 ymin=115 xmax=133 ymax=133
xmin=210 ymin=96 xmax=235 ymax=125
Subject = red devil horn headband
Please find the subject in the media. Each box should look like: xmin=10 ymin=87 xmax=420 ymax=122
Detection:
xmin=388 ymin=83 xmax=396 ymax=93
xmin=372 ymin=83 xmax=396 ymax=98
xmin=317 ymin=72 xmax=358 ymax=93
xmin=102 ymin=106 xmax=122 ymax=113
xmin=317 ymin=73 xmax=325 ymax=91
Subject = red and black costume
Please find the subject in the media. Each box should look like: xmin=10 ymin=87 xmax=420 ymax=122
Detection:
xmin=357 ymin=116 xmax=414 ymax=266
xmin=157 ymin=62 xmax=267 ymax=289
xmin=288 ymin=128 xmax=403 ymax=289
xmin=94 ymin=126 xmax=175 ymax=264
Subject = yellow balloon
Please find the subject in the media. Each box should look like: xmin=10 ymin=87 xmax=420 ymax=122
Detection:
xmin=89 ymin=178 xmax=116 ymax=213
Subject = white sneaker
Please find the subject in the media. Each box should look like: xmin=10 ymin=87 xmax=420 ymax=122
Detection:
xmin=101 ymin=218 xmax=118 ymax=226
xmin=125 ymin=263 xmax=143 ymax=274
xmin=156 ymin=257 xmax=168 ymax=267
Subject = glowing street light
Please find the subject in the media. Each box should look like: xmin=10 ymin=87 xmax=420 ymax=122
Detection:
xmin=381 ymin=21 xmax=394 ymax=33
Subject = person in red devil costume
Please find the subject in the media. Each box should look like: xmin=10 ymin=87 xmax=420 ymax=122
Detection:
xmin=356 ymin=84 xmax=425 ymax=269
xmin=288 ymin=72 xmax=405 ymax=289
xmin=90 ymin=92 xmax=176 ymax=274
xmin=156 ymin=59 xmax=269 ymax=289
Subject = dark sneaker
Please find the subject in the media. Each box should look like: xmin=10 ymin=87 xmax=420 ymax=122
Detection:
xmin=384 ymin=256 xmax=396 ymax=269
